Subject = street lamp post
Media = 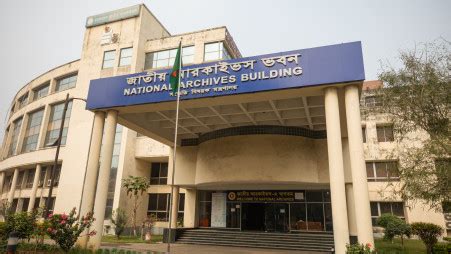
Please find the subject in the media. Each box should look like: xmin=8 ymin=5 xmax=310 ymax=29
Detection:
xmin=43 ymin=93 xmax=87 ymax=218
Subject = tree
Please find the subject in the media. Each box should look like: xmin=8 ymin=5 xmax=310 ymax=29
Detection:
xmin=375 ymin=39 xmax=450 ymax=209
xmin=111 ymin=208 xmax=128 ymax=239
xmin=122 ymin=175 xmax=150 ymax=236
xmin=411 ymin=222 xmax=443 ymax=254
xmin=377 ymin=214 xmax=411 ymax=246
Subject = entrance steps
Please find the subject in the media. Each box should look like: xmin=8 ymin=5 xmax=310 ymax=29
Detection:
xmin=176 ymin=228 xmax=334 ymax=252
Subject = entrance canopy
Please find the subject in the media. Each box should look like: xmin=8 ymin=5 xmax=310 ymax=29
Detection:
xmin=86 ymin=42 xmax=365 ymax=145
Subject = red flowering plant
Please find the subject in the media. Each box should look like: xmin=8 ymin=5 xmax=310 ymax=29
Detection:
xmin=46 ymin=208 xmax=95 ymax=252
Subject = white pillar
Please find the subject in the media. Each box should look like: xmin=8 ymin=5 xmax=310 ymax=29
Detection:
xmin=77 ymin=112 xmax=105 ymax=247
xmin=324 ymin=87 xmax=350 ymax=253
xmin=88 ymin=110 xmax=117 ymax=249
xmin=28 ymin=164 xmax=42 ymax=212
xmin=184 ymin=189 xmax=197 ymax=228
xmin=170 ymin=186 xmax=180 ymax=229
xmin=8 ymin=169 xmax=19 ymax=203
xmin=346 ymin=184 xmax=358 ymax=240
xmin=344 ymin=85 xmax=374 ymax=246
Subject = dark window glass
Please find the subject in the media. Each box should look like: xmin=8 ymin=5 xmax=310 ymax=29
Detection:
xmin=306 ymin=191 xmax=323 ymax=202
xmin=391 ymin=203 xmax=404 ymax=217
xmin=380 ymin=202 xmax=392 ymax=215
xmin=377 ymin=125 xmax=394 ymax=142
xmin=366 ymin=162 xmax=375 ymax=178
xmin=306 ymin=203 xmax=324 ymax=231
xmin=150 ymin=163 xmax=168 ymax=185
xmin=323 ymin=191 xmax=331 ymax=202
xmin=290 ymin=203 xmax=307 ymax=230
xmin=21 ymin=198 xmax=30 ymax=212
xmin=370 ymin=202 xmax=378 ymax=216
xmin=324 ymin=203 xmax=333 ymax=231
xmin=157 ymin=194 xmax=168 ymax=211
xmin=148 ymin=194 xmax=157 ymax=210
xmin=178 ymin=193 xmax=185 ymax=212
xmin=375 ymin=162 xmax=388 ymax=178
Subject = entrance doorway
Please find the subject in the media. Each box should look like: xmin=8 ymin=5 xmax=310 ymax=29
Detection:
xmin=241 ymin=203 xmax=289 ymax=232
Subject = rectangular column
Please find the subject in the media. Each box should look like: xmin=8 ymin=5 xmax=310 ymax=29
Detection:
xmin=8 ymin=168 xmax=19 ymax=203
xmin=88 ymin=110 xmax=117 ymax=250
xmin=28 ymin=164 xmax=42 ymax=212
xmin=184 ymin=189 xmax=197 ymax=228
xmin=324 ymin=87 xmax=350 ymax=253
xmin=344 ymin=85 xmax=374 ymax=247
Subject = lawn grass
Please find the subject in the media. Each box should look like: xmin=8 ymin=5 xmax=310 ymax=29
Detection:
xmin=375 ymin=238 xmax=426 ymax=254
xmin=101 ymin=235 xmax=163 ymax=244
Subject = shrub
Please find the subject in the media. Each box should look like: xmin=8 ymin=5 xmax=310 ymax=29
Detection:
xmin=111 ymin=208 xmax=128 ymax=239
xmin=411 ymin=222 xmax=443 ymax=254
xmin=3 ymin=211 xmax=37 ymax=240
xmin=346 ymin=243 xmax=373 ymax=253
xmin=432 ymin=242 xmax=451 ymax=254
xmin=46 ymin=207 xmax=96 ymax=252
xmin=377 ymin=213 xmax=411 ymax=245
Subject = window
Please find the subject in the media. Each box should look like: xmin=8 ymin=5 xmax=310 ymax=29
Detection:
xmin=55 ymin=74 xmax=77 ymax=92
xmin=144 ymin=46 xmax=195 ymax=70
xmin=38 ymin=168 xmax=47 ymax=187
xmin=370 ymin=202 xmax=405 ymax=226
xmin=16 ymin=171 xmax=24 ymax=189
xmin=11 ymin=199 xmax=18 ymax=212
xmin=147 ymin=193 xmax=185 ymax=222
xmin=178 ymin=193 xmax=185 ymax=222
xmin=33 ymin=83 xmax=49 ymax=101
xmin=2 ymin=175 xmax=12 ymax=193
xmin=46 ymin=165 xmax=61 ymax=187
xmin=364 ymin=95 xmax=382 ymax=107
xmin=45 ymin=101 xmax=73 ymax=147
xmin=148 ymin=193 xmax=169 ymax=221
xmin=204 ymin=42 xmax=231 ymax=62
xmin=362 ymin=126 xmax=367 ymax=143
xmin=21 ymin=109 xmax=44 ymax=153
xmin=102 ymin=50 xmax=115 ymax=69
xmin=25 ymin=169 xmax=35 ymax=189
xmin=119 ymin=47 xmax=133 ymax=67
xmin=366 ymin=161 xmax=399 ymax=181
xmin=21 ymin=198 xmax=30 ymax=212
xmin=7 ymin=117 xmax=23 ymax=156
xmin=150 ymin=162 xmax=168 ymax=185
xmin=17 ymin=93 xmax=29 ymax=110
xmin=376 ymin=125 xmax=394 ymax=142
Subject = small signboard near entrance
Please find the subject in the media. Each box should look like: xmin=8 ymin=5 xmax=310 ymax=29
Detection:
xmin=227 ymin=190 xmax=305 ymax=202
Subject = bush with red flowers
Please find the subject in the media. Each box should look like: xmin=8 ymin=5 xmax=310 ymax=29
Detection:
xmin=46 ymin=208 xmax=95 ymax=252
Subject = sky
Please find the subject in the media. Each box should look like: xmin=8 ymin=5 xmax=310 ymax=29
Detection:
xmin=0 ymin=0 xmax=450 ymax=142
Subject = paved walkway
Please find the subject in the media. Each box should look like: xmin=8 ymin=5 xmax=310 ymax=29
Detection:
xmin=100 ymin=243 xmax=329 ymax=254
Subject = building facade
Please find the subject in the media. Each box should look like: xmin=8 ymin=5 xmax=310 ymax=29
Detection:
xmin=0 ymin=4 xmax=448 ymax=252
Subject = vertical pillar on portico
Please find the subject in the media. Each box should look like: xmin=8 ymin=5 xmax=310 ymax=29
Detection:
xmin=170 ymin=186 xmax=180 ymax=229
xmin=28 ymin=164 xmax=42 ymax=212
xmin=345 ymin=183 xmax=358 ymax=242
xmin=184 ymin=189 xmax=198 ymax=228
xmin=324 ymin=87 xmax=350 ymax=253
xmin=88 ymin=110 xmax=117 ymax=250
xmin=8 ymin=169 xmax=19 ymax=204
xmin=344 ymin=85 xmax=374 ymax=246
xmin=77 ymin=111 xmax=105 ymax=247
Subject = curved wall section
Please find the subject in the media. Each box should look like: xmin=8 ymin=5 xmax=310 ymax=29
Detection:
xmin=194 ymin=135 xmax=330 ymax=187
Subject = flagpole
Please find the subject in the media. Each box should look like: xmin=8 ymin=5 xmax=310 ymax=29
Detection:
xmin=167 ymin=38 xmax=182 ymax=253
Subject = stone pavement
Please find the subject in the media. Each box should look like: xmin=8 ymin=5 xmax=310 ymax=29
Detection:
xmin=100 ymin=243 xmax=329 ymax=254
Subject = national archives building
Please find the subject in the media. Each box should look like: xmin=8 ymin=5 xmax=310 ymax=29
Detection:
xmin=0 ymin=4 xmax=449 ymax=253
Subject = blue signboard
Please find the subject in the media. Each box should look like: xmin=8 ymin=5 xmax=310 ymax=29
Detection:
xmin=86 ymin=41 xmax=365 ymax=110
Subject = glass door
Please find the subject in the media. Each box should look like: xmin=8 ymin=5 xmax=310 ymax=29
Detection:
xmin=264 ymin=203 xmax=289 ymax=232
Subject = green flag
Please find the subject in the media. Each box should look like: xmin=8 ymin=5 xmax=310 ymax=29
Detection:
xmin=170 ymin=41 xmax=182 ymax=94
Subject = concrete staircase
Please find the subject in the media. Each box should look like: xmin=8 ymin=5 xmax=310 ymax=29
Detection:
xmin=176 ymin=228 xmax=334 ymax=252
